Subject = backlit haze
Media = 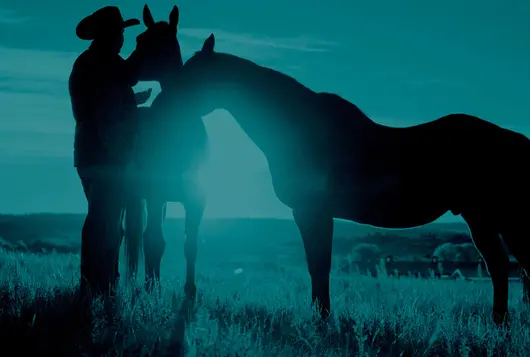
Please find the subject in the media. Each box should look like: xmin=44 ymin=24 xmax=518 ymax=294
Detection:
xmin=0 ymin=0 xmax=528 ymax=221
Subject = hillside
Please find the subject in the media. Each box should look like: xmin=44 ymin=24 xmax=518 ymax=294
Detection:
xmin=0 ymin=213 xmax=471 ymax=259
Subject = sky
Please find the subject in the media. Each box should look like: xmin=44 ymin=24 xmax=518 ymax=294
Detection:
xmin=0 ymin=0 xmax=528 ymax=220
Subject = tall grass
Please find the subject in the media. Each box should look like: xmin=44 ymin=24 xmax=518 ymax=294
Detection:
xmin=0 ymin=249 xmax=528 ymax=356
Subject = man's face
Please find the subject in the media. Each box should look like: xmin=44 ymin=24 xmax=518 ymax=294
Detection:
xmin=114 ymin=29 xmax=125 ymax=53
xmin=97 ymin=28 xmax=125 ymax=53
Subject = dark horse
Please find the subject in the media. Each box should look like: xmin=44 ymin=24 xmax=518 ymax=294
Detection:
xmin=124 ymin=5 xmax=209 ymax=297
xmin=132 ymin=25 xmax=530 ymax=323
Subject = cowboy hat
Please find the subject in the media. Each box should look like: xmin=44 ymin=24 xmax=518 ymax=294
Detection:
xmin=76 ymin=6 xmax=140 ymax=41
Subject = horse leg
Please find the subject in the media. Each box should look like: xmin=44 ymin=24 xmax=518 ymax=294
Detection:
xmin=182 ymin=193 xmax=206 ymax=298
xmin=499 ymin=225 xmax=530 ymax=307
xmin=462 ymin=213 xmax=509 ymax=324
xmin=143 ymin=198 xmax=167 ymax=291
xmin=293 ymin=208 xmax=334 ymax=319
xmin=124 ymin=195 xmax=145 ymax=281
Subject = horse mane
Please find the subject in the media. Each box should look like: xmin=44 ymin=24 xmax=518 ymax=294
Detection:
xmin=216 ymin=52 xmax=373 ymax=121
xmin=192 ymin=51 xmax=316 ymax=96
xmin=319 ymin=92 xmax=374 ymax=123
xmin=188 ymin=50 xmax=375 ymax=130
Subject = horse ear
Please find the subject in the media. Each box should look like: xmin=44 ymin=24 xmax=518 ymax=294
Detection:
xmin=169 ymin=5 xmax=179 ymax=29
xmin=143 ymin=4 xmax=155 ymax=28
xmin=201 ymin=34 xmax=215 ymax=53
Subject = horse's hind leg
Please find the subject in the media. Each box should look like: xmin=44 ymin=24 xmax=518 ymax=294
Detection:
xmin=293 ymin=207 xmax=334 ymax=319
xmin=499 ymin=224 xmax=530 ymax=307
xmin=124 ymin=196 xmax=144 ymax=281
xmin=462 ymin=213 xmax=510 ymax=324
xmin=182 ymin=190 xmax=206 ymax=298
xmin=144 ymin=198 xmax=167 ymax=291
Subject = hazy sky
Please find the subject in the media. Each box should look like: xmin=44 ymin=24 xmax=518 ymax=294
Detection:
xmin=0 ymin=0 xmax=528 ymax=220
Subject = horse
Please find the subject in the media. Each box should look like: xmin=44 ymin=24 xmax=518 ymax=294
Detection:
xmin=131 ymin=28 xmax=530 ymax=324
xmin=123 ymin=5 xmax=209 ymax=297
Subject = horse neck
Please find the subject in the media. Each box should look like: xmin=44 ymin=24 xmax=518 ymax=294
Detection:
xmin=212 ymin=61 xmax=317 ymax=160
xmin=216 ymin=70 xmax=379 ymax=168
xmin=153 ymin=67 xmax=182 ymax=113
xmin=157 ymin=51 xmax=183 ymax=91
xmin=159 ymin=69 xmax=181 ymax=92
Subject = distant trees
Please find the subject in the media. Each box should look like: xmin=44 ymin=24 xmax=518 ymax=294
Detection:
xmin=350 ymin=243 xmax=381 ymax=263
xmin=433 ymin=242 xmax=481 ymax=262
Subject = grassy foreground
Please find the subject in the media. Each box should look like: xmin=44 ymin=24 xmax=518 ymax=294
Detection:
xmin=0 ymin=249 xmax=529 ymax=357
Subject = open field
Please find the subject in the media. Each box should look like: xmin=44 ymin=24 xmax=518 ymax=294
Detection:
xmin=0 ymin=214 xmax=529 ymax=356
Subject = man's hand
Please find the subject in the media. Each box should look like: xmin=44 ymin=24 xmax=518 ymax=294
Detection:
xmin=134 ymin=88 xmax=152 ymax=105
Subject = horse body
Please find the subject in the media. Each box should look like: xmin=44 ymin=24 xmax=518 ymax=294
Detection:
xmin=171 ymin=37 xmax=530 ymax=324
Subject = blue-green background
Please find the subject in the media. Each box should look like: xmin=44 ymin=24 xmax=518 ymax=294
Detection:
xmin=0 ymin=0 xmax=528 ymax=221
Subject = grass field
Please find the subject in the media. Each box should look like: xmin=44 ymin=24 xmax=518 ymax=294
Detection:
xmin=0 ymin=215 xmax=528 ymax=356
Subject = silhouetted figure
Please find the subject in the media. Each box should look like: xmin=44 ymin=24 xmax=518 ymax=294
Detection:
xmin=125 ymin=5 xmax=209 ymax=296
xmin=130 ymin=32 xmax=530 ymax=325
xmin=68 ymin=6 xmax=148 ymax=299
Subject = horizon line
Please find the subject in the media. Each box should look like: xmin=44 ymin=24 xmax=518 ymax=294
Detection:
xmin=0 ymin=212 xmax=466 ymax=224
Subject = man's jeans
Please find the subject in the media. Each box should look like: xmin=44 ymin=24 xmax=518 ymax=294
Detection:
xmin=76 ymin=164 xmax=132 ymax=298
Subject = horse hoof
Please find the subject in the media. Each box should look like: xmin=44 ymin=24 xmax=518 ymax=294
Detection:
xmin=311 ymin=302 xmax=331 ymax=321
xmin=311 ymin=296 xmax=331 ymax=317
xmin=320 ymin=309 xmax=331 ymax=321
xmin=523 ymin=295 xmax=530 ymax=307
xmin=493 ymin=311 xmax=509 ymax=326
xmin=145 ymin=279 xmax=161 ymax=295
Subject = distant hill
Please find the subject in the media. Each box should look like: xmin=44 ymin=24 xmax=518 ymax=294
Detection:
xmin=0 ymin=213 xmax=471 ymax=260
xmin=0 ymin=213 xmax=469 ymax=245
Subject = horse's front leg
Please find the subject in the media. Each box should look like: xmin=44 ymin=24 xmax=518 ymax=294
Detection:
xmin=463 ymin=212 xmax=509 ymax=325
xmin=293 ymin=207 xmax=334 ymax=319
xmin=144 ymin=198 xmax=167 ymax=292
xmin=182 ymin=190 xmax=206 ymax=299
xmin=124 ymin=195 xmax=145 ymax=281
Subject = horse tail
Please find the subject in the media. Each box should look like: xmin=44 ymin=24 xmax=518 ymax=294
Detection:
xmin=123 ymin=198 xmax=145 ymax=280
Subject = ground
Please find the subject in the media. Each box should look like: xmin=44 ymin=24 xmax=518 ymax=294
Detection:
xmin=0 ymin=214 xmax=528 ymax=356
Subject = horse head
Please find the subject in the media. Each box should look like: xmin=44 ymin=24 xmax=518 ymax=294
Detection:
xmin=180 ymin=34 xmax=231 ymax=91
xmin=128 ymin=4 xmax=183 ymax=85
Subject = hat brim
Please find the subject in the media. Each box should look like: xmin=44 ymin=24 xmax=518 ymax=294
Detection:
xmin=76 ymin=17 xmax=140 ymax=40
xmin=122 ymin=18 xmax=141 ymax=28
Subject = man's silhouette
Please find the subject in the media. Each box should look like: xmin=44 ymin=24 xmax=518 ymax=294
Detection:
xmin=68 ymin=6 xmax=147 ymax=298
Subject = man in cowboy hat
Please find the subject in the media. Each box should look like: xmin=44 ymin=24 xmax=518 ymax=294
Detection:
xmin=69 ymin=6 xmax=148 ymax=298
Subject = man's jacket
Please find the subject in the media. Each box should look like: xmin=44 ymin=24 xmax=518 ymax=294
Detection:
xmin=69 ymin=43 xmax=139 ymax=168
